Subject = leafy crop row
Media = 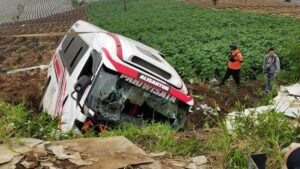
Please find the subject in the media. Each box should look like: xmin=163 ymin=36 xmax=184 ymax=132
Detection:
xmin=87 ymin=0 xmax=300 ymax=82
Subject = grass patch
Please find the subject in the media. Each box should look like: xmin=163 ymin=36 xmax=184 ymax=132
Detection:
xmin=101 ymin=123 xmax=204 ymax=156
xmin=206 ymin=109 xmax=300 ymax=168
xmin=0 ymin=101 xmax=72 ymax=141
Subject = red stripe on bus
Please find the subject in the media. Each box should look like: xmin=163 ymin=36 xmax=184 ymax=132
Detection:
xmin=54 ymin=54 xmax=61 ymax=78
xmin=106 ymin=32 xmax=123 ymax=60
xmin=102 ymin=47 xmax=193 ymax=103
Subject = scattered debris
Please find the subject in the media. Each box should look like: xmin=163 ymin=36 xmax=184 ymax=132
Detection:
xmin=51 ymin=136 xmax=154 ymax=169
xmin=4 ymin=123 xmax=16 ymax=134
xmin=185 ymin=162 xmax=197 ymax=169
xmin=168 ymin=160 xmax=187 ymax=168
xmin=13 ymin=138 xmax=44 ymax=154
xmin=20 ymin=153 xmax=39 ymax=169
xmin=0 ymin=144 xmax=18 ymax=165
xmin=40 ymin=161 xmax=54 ymax=168
xmin=47 ymin=146 xmax=74 ymax=160
xmin=149 ymin=152 xmax=167 ymax=158
xmin=192 ymin=155 xmax=208 ymax=166
xmin=0 ymin=155 xmax=24 ymax=169
xmin=68 ymin=152 xmax=93 ymax=166
xmin=227 ymin=83 xmax=300 ymax=131
xmin=6 ymin=64 xmax=50 ymax=74
xmin=286 ymin=83 xmax=300 ymax=96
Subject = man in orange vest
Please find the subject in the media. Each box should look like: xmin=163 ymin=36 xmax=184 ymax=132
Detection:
xmin=219 ymin=43 xmax=243 ymax=86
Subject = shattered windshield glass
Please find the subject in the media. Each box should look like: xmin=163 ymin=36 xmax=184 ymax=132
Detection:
xmin=86 ymin=66 xmax=188 ymax=128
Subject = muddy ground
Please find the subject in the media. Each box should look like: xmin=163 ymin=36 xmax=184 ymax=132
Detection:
xmin=0 ymin=8 xmax=86 ymax=111
xmin=185 ymin=0 xmax=300 ymax=18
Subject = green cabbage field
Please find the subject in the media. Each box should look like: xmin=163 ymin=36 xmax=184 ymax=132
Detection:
xmin=87 ymin=0 xmax=300 ymax=82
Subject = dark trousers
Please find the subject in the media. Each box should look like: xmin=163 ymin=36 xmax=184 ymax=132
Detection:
xmin=221 ymin=68 xmax=240 ymax=86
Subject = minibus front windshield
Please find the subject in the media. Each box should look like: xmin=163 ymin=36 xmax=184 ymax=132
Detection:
xmin=85 ymin=66 xmax=188 ymax=128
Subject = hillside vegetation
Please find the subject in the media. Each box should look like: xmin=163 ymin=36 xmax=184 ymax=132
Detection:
xmin=87 ymin=0 xmax=300 ymax=82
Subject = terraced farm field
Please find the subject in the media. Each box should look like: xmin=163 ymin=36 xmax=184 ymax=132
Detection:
xmin=186 ymin=0 xmax=300 ymax=18
xmin=0 ymin=0 xmax=100 ymax=24
xmin=0 ymin=8 xmax=86 ymax=110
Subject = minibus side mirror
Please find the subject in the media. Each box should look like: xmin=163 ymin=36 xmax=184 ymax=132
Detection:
xmin=74 ymin=75 xmax=92 ymax=93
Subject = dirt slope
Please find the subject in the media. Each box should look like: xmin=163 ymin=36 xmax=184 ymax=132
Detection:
xmin=0 ymin=8 xmax=86 ymax=110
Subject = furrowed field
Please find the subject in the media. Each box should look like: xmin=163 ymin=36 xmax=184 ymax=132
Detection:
xmin=87 ymin=0 xmax=300 ymax=82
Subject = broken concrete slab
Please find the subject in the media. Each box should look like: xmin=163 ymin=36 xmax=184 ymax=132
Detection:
xmin=51 ymin=136 xmax=154 ymax=169
xmin=286 ymin=83 xmax=300 ymax=96
xmin=227 ymin=83 xmax=300 ymax=131
xmin=12 ymin=138 xmax=44 ymax=154
xmin=47 ymin=145 xmax=75 ymax=160
xmin=68 ymin=152 xmax=93 ymax=166
xmin=0 ymin=144 xmax=18 ymax=165
xmin=0 ymin=155 xmax=24 ymax=169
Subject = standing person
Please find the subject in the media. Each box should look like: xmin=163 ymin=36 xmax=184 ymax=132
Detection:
xmin=263 ymin=48 xmax=280 ymax=94
xmin=219 ymin=43 xmax=243 ymax=87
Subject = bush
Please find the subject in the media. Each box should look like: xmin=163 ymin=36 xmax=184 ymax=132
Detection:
xmin=279 ymin=43 xmax=300 ymax=83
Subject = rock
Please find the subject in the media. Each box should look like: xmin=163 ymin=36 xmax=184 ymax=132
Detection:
xmin=185 ymin=163 xmax=197 ymax=169
xmin=40 ymin=161 xmax=54 ymax=167
xmin=0 ymin=155 xmax=24 ymax=169
xmin=209 ymin=78 xmax=219 ymax=86
xmin=19 ymin=138 xmax=44 ymax=148
xmin=4 ymin=123 xmax=16 ymax=134
xmin=68 ymin=152 xmax=93 ymax=166
xmin=33 ymin=144 xmax=48 ymax=157
xmin=149 ymin=152 xmax=167 ymax=158
xmin=168 ymin=160 xmax=186 ymax=168
xmin=192 ymin=156 xmax=208 ymax=166
xmin=13 ymin=138 xmax=44 ymax=154
xmin=0 ymin=144 xmax=18 ymax=164
xmin=20 ymin=154 xmax=39 ymax=169
xmin=20 ymin=160 xmax=39 ymax=169
xmin=47 ymin=145 xmax=74 ymax=160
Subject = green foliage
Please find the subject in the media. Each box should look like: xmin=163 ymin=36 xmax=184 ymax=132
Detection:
xmin=101 ymin=123 xmax=204 ymax=156
xmin=278 ymin=43 xmax=300 ymax=83
xmin=206 ymin=109 xmax=299 ymax=168
xmin=87 ymin=0 xmax=300 ymax=81
xmin=0 ymin=101 xmax=65 ymax=141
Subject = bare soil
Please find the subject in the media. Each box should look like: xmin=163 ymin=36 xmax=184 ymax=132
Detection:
xmin=186 ymin=80 xmax=264 ymax=129
xmin=0 ymin=8 xmax=86 ymax=111
xmin=185 ymin=0 xmax=300 ymax=18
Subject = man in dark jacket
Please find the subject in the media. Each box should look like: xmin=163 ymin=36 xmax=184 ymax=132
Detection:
xmin=263 ymin=48 xmax=280 ymax=94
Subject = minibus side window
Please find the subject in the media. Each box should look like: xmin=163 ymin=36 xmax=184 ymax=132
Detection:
xmin=77 ymin=50 xmax=102 ymax=100
xmin=60 ymin=33 xmax=89 ymax=74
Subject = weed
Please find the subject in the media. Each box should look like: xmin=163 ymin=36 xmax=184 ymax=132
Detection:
xmin=101 ymin=122 xmax=204 ymax=156
xmin=0 ymin=101 xmax=73 ymax=142
xmin=206 ymin=109 xmax=299 ymax=168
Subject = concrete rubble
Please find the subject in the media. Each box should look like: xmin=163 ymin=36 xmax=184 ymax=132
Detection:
xmin=0 ymin=136 xmax=210 ymax=169
xmin=227 ymin=83 xmax=300 ymax=130
xmin=1 ymin=136 xmax=154 ymax=169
